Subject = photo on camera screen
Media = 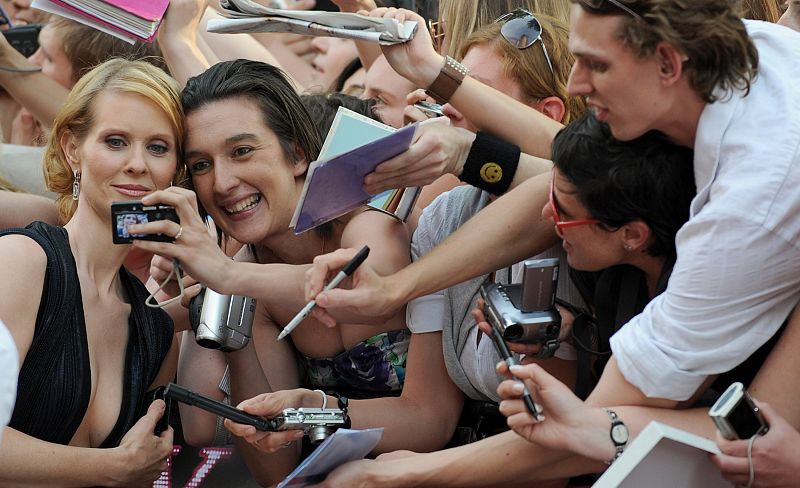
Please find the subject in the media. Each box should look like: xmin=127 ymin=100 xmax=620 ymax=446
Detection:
xmin=116 ymin=212 xmax=148 ymax=239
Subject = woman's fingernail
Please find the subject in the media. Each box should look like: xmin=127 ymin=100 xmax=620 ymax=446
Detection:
xmin=512 ymin=382 xmax=524 ymax=394
xmin=510 ymin=365 xmax=523 ymax=373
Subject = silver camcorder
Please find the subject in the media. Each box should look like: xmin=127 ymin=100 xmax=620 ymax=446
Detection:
xmin=189 ymin=286 xmax=256 ymax=352
xmin=274 ymin=408 xmax=348 ymax=444
xmin=480 ymin=258 xmax=561 ymax=346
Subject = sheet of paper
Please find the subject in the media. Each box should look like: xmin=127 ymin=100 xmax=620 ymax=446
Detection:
xmin=277 ymin=428 xmax=383 ymax=488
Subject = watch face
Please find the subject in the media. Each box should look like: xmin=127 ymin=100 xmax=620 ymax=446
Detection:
xmin=611 ymin=423 xmax=629 ymax=444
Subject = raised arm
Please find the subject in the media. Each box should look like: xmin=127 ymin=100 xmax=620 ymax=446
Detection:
xmin=369 ymin=8 xmax=562 ymax=158
xmin=309 ymin=173 xmax=557 ymax=320
xmin=0 ymin=35 xmax=68 ymax=129
xmin=156 ymin=0 xmax=214 ymax=87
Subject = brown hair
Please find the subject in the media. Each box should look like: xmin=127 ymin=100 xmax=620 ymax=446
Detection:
xmin=48 ymin=17 xmax=167 ymax=86
xmin=571 ymin=0 xmax=759 ymax=103
xmin=44 ymin=58 xmax=184 ymax=223
xmin=459 ymin=15 xmax=586 ymax=124
xmin=439 ymin=0 xmax=570 ymax=59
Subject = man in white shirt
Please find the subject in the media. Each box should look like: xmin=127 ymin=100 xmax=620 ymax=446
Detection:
xmin=0 ymin=319 xmax=18 ymax=445
xmin=304 ymin=1 xmax=800 ymax=485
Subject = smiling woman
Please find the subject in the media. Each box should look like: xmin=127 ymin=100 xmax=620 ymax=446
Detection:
xmin=0 ymin=58 xmax=183 ymax=486
xmin=134 ymin=59 xmax=464 ymax=486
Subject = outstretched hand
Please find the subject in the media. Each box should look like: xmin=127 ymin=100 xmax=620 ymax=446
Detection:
xmin=225 ymin=389 xmax=314 ymax=452
xmin=304 ymin=247 xmax=403 ymax=326
xmin=366 ymin=7 xmax=442 ymax=87
xmin=129 ymin=187 xmax=234 ymax=295
xmin=496 ymin=362 xmax=612 ymax=462
xmin=711 ymin=401 xmax=800 ymax=488
xmin=364 ymin=122 xmax=474 ymax=195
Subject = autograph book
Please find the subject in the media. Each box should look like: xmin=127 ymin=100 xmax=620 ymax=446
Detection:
xmin=290 ymin=109 xmax=419 ymax=234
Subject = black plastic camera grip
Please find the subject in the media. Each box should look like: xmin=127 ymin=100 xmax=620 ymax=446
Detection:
xmin=164 ymin=383 xmax=275 ymax=431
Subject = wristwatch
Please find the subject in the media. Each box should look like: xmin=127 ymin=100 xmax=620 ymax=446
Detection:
xmin=425 ymin=56 xmax=469 ymax=104
xmin=603 ymin=408 xmax=629 ymax=464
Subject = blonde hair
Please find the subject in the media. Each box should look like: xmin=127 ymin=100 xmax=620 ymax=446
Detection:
xmin=439 ymin=0 xmax=570 ymax=59
xmin=460 ymin=15 xmax=587 ymax=124
xmin=740 ymin=0 xmax=783 ymax=22
xmin=44 ymin=58 xmax=185 ymax=223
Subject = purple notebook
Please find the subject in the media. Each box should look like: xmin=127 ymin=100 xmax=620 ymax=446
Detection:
xmin=293 ymin=123 xmax=417 ymax=234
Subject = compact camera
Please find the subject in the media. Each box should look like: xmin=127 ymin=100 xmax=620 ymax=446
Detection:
xmin=189 ymin=286 xmax=256 ymax=352
xmin=709 ymin=382 xmax=769 ymax=440
xmin=111 ymin=201 xmax=179 ymax=244
xmin=2 ymin=25 xmax=41 ymax=57
xmin=480 ymin=258 xmax=561 ymax=345
xmin=273 ymin=408 xmax=348 ymax=444
xmin=163 ymin=383 xmax=347 ymax=444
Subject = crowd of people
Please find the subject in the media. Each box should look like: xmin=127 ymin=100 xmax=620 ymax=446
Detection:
xmin=0 ymin=0 xmax=799 ymax=486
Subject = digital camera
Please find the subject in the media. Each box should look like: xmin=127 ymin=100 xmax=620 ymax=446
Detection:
xmin=480 ymin=258 xmax=561 ymax=345
xmin=273 ymin=408 xmax=348 ymax=444
xmin=163 ymin=383 xmax=348 ymax=443
xmin=189 ymin=286 xmax=256 ymax=352
xmin=1 ymin=24 xmax=41 ymax=57
xmin=709 ymin=382 xmax=769 ymax=440
xmin=111 ymin=201 xmax=179 ymax=244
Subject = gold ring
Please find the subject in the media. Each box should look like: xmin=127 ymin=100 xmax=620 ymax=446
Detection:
xmin=174 ymin=226 xmax=184 ymax=241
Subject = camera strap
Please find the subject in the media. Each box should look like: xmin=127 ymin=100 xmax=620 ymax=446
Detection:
xmin=145 ymin=258 xmax=185 ymax=309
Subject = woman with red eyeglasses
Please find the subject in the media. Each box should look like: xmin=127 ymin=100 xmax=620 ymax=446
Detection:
xmin=537 ymin=113 xmax=695 ymax=401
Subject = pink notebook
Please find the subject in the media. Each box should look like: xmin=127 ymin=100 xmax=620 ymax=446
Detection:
xmin=44 ymin=0 xmax=167 ymax=42
xmin=95 ymin=0 xmax=170 ymax=21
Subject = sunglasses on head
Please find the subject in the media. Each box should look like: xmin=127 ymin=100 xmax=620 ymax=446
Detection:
xmin=494 ymin=9 xmax=555 ymax=77
xmin=581 ymin=0 xmax=644 ymax=21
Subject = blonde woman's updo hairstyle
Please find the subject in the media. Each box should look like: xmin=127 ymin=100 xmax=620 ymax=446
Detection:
xmin=43 ymin=58 xmax=185 ymax=223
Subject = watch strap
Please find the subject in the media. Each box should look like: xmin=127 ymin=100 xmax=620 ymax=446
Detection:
xmin=426 ymin=56 xmax=469 ymax=104
xmin=603 ymin=408 xmax=628 ymax=465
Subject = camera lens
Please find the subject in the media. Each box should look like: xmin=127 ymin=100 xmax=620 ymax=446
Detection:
xmin=308 ymin=425 xmax=330 ymax=444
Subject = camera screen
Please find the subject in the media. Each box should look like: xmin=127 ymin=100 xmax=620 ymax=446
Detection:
xmin=116 ymin=212 xmax=148 ymax=239
xmin=728 ymin=397 xmax=764 ymax=439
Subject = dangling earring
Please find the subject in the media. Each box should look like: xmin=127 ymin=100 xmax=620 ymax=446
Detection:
xmin=72 ymin=170 xmax=81 ymax=201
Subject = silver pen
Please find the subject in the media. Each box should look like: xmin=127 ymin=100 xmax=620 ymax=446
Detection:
xmin=277 ymin=245 xmax=370 ymax=341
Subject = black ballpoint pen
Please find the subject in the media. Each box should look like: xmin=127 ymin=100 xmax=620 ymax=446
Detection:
xmin=277 ymin=245 xmax=370 ymax=341
xmin=486 ymin=319 xmax=540 ymax=419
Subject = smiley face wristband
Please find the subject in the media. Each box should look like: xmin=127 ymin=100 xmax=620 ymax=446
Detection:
xmin=459 ymin=131 xmax=520 ymax=196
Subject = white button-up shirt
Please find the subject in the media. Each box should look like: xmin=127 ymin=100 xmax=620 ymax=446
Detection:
xmin=611 ymin=20 xmax=800 ymax=401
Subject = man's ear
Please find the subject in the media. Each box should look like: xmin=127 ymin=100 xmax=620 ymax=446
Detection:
xmin=60 ymin=130 xmax=80 ymax=172
xmin=534 ymin=96 xmax=567 ymax=124
xmin=621 ymin=220 xmax=652 ymax=252
xmin=291 ymin=143 xmax=309 ymax=177
xmin=655 ymin=42 xmax=686 ymax=86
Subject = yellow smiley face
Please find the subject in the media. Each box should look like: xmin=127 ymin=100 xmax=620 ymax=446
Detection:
xmin=480 ymin=162 xmax=502 ymax=184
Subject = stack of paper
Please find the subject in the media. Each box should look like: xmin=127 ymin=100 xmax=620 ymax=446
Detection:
xmin=208 ymin=0 xmax=418 ymax=44
xmin=31 ymin=0 xmax=168 ymax=43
